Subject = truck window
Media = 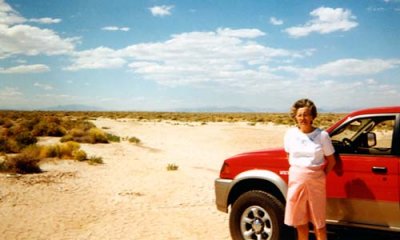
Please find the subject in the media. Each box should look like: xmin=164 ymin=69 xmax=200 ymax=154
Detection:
xmin=331 ymin=116 xmax=395 ymax=155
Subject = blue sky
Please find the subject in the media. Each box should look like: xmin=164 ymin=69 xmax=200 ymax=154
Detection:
xmin=0 ymin=0 xmax=399 ymax=112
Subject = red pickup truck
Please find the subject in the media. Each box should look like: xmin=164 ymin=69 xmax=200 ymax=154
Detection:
xmin=215 ymin=106 xmax=400 ymax=240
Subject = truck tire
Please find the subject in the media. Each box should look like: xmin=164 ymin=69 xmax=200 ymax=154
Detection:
xmin=229 ymin=190 xmax=292 ymax=240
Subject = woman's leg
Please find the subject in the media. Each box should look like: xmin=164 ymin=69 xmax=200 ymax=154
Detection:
xmin=296 ymin=224 xmax=309 ymax=240
xmin=314 ymin=226 xmax=327 ymax=240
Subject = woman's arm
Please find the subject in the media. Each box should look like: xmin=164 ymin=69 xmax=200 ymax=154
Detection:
xmin=324 ymin=154 xmax=336 ymax=175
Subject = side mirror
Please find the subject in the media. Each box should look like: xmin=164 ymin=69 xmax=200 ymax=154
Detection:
xmin=367 ymin=132 xmax=377 ymax=147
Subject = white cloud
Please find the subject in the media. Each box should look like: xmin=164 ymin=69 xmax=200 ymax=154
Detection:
xmin=276 ymin=58 xmax=400 ymax=82
xmin=102 ymin=26 xmax=130 ymax=32
xmin=312 ymin=58 xmax=400 ymax=76
xmin=0 ymin=87 xmax=22 ymax=99
xmin=0 ymin=0 xmax=76 ymax=59
xmin=0 ymin=64 xmax=50 ymax=74
xmin=0 ymin=0 xmax=25 ymax=25
xmin=66 ymin=28 xmax=305 ymax=88
xmin=34 ymin=82 xmax=53 ymax=90
xmin=64 ymin=47 xmax=126 ymax=71
xmin=0 ymin=24 xmax=76 ymax=58
xmin=285 ymin=7 xmax=358 ymax=38
xmin=270 ymin=17 xmax=283 ymax=25
xmin=217 ymin=28 xmax=265 ymax=38
xmin=149 ymin=5 xmax=174 ymax=17
xmin=29 ymin=17 xmax=61 ymax=24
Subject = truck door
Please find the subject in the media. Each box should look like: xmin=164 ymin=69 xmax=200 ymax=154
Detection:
xmin=326 ymin=114 xmax=400 ymax=229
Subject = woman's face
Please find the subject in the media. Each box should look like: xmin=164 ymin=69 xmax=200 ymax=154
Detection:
xmin=295 ymin=107 xmax=314 ymax=130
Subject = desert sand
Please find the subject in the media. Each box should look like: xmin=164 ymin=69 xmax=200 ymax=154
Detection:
xmin=0 ymin=119 xmax=288 ymax=240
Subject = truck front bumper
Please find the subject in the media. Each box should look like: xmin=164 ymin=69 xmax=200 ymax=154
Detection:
xmin=214 ymin=178 xmax=233 ymax=213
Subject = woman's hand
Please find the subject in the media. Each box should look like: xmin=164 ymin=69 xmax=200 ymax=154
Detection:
xmin=324 ymin=154 xmax=336 ymax=175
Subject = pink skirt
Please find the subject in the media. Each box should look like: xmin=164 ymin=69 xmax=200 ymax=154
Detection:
xmin=284 ymin=166 xmax=326 ymax=229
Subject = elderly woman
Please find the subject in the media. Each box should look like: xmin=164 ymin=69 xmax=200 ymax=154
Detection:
xmin=284 ymin=99 xmax=336 ymax=240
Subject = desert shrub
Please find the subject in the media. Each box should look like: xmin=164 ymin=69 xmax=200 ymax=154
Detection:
xmin=70 ymin=128 xmax=85 ymax=138
xmin=32 ymin=121 xmax=66 ymax=137
xmin=3 ymin=138 xmax=20 ymax=153
xmin=41 ymin=144 xmax=60 ymax=158
xmin=7 ymin=152 xmax=42 ymax=174
xmin=128 ymin=136 xmax=141 ymax=144
xmin=21 ymin=144 xmax=42 ymax=158
xmin=0 ymin=159 xmax=7 ymax=171
xmin=0 ymin=153 xmax=6 ymax=171
xmin=59 ymin=141 xmax=80 ymax=158
xmin=60 ymin=134 xmax=74 ymax=142
xmin=88 ymin=128 xmax=108 ymax=144
xmin=20 ymin=117 xmax=40 ymax=131
xmin=73 ymin=150 xmax=87 ymax=161
xmin=60 ymin=128 xmax=88 ymax=143
xmin=15 ymin=131 xmax=37 ymax=148
xmin=60 ymin=126 xmax=108 ymax=144
xmin=64 ymin=120 xmax=95 ymax=132
xmin=88 ymin=155 xmax=103 ymax=165
xmin=106 ymin=133 xmax=121 ymax=142
xmin=40 ymin=141 xmax=81 ymax=159
xmin=2 ymin=119 xmax=13 ymax=128
xmin=0 ymin=137 xmax=7 ymax=152
xmin=166 ymin=163 xmax=179 ymax=171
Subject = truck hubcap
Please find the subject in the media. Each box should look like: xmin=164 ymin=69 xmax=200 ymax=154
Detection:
xmin=241 ymin=206 xmax=273 ymax=240
xmin=252 ymin=218 xmax=264 ymax=233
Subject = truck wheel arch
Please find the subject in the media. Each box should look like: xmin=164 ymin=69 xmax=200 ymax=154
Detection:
xmin=228 ymin=170 xmax=288 ymax=207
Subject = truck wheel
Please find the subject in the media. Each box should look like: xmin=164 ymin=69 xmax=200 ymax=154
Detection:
xmin=229 ymin=190 xmax=291 ymax=240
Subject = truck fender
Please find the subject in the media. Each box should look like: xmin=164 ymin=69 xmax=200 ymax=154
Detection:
xmin=233 ymin=169 xmax=288 ymax=200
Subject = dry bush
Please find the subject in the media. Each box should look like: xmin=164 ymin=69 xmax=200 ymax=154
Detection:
xmin=6 ymin=152 xmax=42 ymax=174
xmin=87 ymin=155 xmax=103 ymax=165
xmin=106 ymin=133 xmax=121 ymax=142
xmin=88 ymin=128 xmax=108 ymax=144
xmin=32 ymin=121 xmax=66 ymax=137
xmin=73 ymin=150 xmax=87 ymax=161
xmin=40 ymin=141 xmax=82 ymax=159
xmin=15 ymin=131 xmax=37 ymax=148
xmin=166 ymin=163 xmax=179 ymax=171
xmin=0 ymin=136 xmax=7 ymax=153
xmin=60 ymin=127 xmax=108 ymax=144
xmin=128 ymin=136 xmax=141 ymax=144
xmin=59 ymin=141 xmax=80 ymax=158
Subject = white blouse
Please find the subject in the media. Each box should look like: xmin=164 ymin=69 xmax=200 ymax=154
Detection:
xmin=284 ymin=127 xmax=335 ymax=168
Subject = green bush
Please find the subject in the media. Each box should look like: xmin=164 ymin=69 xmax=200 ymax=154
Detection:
xmin=106 ymin=133 xmax=121 ymax=142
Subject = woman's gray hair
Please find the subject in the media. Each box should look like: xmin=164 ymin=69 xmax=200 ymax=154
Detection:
xmin=290 ymin=98 xmax=317 ymax=120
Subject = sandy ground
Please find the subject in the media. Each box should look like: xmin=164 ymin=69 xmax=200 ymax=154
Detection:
xmin=0 ymin=119 xmax=288 ymax=240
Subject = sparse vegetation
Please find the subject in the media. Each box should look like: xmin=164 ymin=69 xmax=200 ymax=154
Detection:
xmin=8 ymin=153 xmax=42 ymax=174
xmin=88 ymin=156 xmax=103 ymax=165
xmin=128 ymin=136 xmax=141 ymax=144
xmin=0 ymin=142 xmax=89 ymax=174
xmin=0 ymin=110 xmax=347 ymax=174
xmin=166 ymin=163 xmax=179 ymax=171
xmin=106 ymin=133 xmax=121 ymax=142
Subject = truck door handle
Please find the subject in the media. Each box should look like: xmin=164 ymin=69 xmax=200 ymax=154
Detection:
xmin=372 ymin=166 xmax=387 ymax=174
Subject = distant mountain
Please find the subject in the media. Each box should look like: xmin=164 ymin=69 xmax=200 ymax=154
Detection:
xmin=42 ymin=104 xmax=104 ymax=111
xmin=174 ymin=106 xmax=281 ymax=113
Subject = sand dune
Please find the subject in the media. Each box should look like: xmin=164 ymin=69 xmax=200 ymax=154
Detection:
xmin=0 ymin=119 xmax=287 ymax=239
